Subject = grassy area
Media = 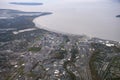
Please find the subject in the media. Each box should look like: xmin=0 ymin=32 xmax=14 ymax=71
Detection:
xmin=28 ymin=47 xmax=41 ymax=52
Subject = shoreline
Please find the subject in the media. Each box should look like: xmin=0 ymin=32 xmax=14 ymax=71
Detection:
xmin=33 ymin=17 xmax=120 ymax=42
xmin=33 ymin=19 xmax=90 ymax=37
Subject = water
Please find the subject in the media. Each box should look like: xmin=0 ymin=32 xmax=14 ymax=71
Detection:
xmin=0 ymin=0 xmax=120 ymax=41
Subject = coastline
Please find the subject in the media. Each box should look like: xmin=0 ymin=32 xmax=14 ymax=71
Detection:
xmin=33 ymin=17 xmax=120 ymax=42
xmin=33 ymin=18 xmax=90 ymax=37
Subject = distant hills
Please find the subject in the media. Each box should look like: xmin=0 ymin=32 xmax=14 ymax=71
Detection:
xmin=116 ymin=15 xmax=120 ymax=18
xmin=10 ymin=2 xmax=43 ymax=6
